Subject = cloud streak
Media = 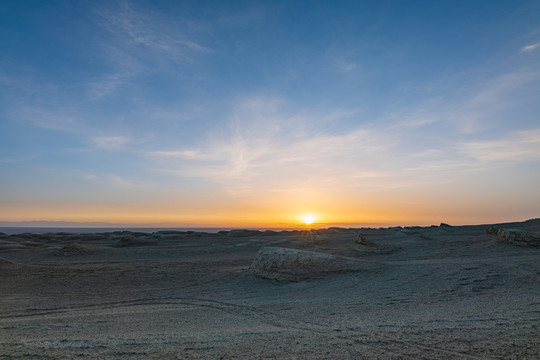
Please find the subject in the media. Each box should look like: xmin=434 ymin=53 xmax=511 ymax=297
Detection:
xmin=143 ymin=97 xmax=400 ymax=193
xmin=521 ymin=42 xmax=540 ymax=52
xmin=460 ymin=129 xmax=540 ymax=162
xmin=96 ymin=1 xmax=210 ymax=68
xmin=91 ymin=136 xmax=131 ymax=150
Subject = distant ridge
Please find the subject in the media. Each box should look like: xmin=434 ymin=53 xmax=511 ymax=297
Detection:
xmin=0 ymin=220 xmax=117 ymax=227
xmin=0 ymin=220 xmax=229 ymax=228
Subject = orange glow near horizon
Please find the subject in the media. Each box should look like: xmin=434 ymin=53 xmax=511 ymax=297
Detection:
xmin=1 ymin=193 xmax=535 ymax=229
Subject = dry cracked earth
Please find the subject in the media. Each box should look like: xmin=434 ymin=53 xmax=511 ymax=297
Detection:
xmin=1 ymin=220 xmax=539 ymax=359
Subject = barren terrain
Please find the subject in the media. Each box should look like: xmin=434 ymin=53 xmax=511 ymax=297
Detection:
xmin=1 ymin=220 xmax=539 ymax=359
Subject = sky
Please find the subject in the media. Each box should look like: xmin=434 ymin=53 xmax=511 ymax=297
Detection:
xmin=1 ymin=0 xmax=540 ymax=228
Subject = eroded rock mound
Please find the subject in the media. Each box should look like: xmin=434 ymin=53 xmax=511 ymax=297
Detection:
xmin=496 ymin=228 xmax=540 ymax=247
xmin=355 ymin=233 xmax=377 ymax=247
xmin=115 ymin=235 xmax=159 ymax=247
xmin=56 ymin=241 xmax=93 ymax=256
xmin=485 ymin=226 xmax=499 ymax=235
xmin=353 ymin=234 xmax=398 ymax=254
xmin=0 ymin=257 xmax=23 ymax=270
xmin=227 ymin=229 xmax=262 ymax=237
xmin=0 ymin=257 xmax=15 ymax=265
xmin=438 ymin=223 xmax=453 ymax=231
xmin=246 ymin=247 xmax=376 ymax=282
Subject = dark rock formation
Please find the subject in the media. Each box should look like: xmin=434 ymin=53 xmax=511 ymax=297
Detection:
xmin=228 ymin=229 xmax=262 ymax=237
xmin=496 ymin=228 xmax=540 ymax=247
xmin=56 ymin=242 xmax=93 ymax=256
xmin=116 ymin=235 xmax=159 ymax=247
xmin=355 ymin=233 xmax=376 ymax=247
xmin=400 ymin=229 xmax=419 ymax=235
xmin=485 ymin=227 xmax=499 ymax=235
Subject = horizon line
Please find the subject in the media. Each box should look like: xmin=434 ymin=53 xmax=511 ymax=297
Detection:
xmin=1 ymin=218 xmax=538 ymax=230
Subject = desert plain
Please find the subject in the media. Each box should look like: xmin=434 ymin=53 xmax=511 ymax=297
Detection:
xmin=1 ymin=220 xmax=539 ymax=359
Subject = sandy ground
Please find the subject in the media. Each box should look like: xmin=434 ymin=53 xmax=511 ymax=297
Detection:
xmin=1 ymin=220 xmax=539 ymax=359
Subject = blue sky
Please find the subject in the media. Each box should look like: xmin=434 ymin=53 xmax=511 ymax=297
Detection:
xmin=1 ymin=0 xmax=540 ymax=227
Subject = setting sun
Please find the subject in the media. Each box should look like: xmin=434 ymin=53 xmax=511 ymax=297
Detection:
xmin=300 ymin=214 xmax=317 ymax=225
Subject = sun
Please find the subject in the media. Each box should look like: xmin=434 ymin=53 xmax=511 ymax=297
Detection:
xmin=299 ymin=214 xmax=317 ymax=225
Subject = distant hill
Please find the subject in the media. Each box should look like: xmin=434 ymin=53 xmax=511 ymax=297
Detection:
xmin=0 ymin=221 xmax=117 ymax=228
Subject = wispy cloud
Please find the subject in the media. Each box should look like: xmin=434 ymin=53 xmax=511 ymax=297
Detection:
xmin=86 ymin=74 xmax=127 ymax=99
xmin=521 ymin=42 xmax=540 ymax=52
xmin=15 ymin=107 xmax=83 ymax=133
xmin=71 ymin=1 xmax=214 ymax=105
xmin=91 ymin=136 xmax=130 ymax=149
xmin=147 ymin=89 xmax=540 ymax=192
xmin=143 ymin=96 xmax=396 ymax=192
xmin=336 ymin=59 xmax=357 ymax=72
xmin=95 ymin=1 xmax=210 ymax=69
xmin=460 ymin=129 xmax=540 ymax=162
xmin=387 ymin=68 xmax=540 ymax=134
xmin=0 ymin=154 xmax=37 ymax=164
xmin=453 ymin=71 xmax=540 ymax=133
xmin=108 ymin=174 xmax=136 ymax=187
xmin=388 ymin=103 xmax=440 ymax=129
xmin=80 ymin=172 xmax=152 ymax=190
xmin=81 ymin=174 xmax=97 ymax=180
xmin=146 ymin=150 xmax=203 ymax=159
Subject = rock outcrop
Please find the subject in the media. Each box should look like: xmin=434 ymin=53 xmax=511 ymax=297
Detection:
xmin=353 ymin=233 xmax=398 ymax=254
xmin=56 ymin=241 xmax=93 ymax=256
xmin=115 ymin=235 xmax=159 ymax=247
xmin=246 ymin=247 xmax=376 ymax=282
xmin=355 ymin=233 xmax=376 ymax=247
xmin=485 ymin=227 xmax=499 ymax=235
xmin=496 ymin=228 xmax=540 ymax=247
xmin=227 ymin=229 xmax=262 ymax=237
xmin=0 ymin=257 xmax=24 ymax=270
xmin=438 ymin=223 xmax=453 ymax=231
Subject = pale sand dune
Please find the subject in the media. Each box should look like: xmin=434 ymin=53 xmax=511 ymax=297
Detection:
xmin=0 ymin=220 xmax=539 ymax=359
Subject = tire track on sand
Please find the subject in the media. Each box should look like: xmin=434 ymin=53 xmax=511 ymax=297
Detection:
xmin=1 ymin=297 xmax=484 ymax=359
